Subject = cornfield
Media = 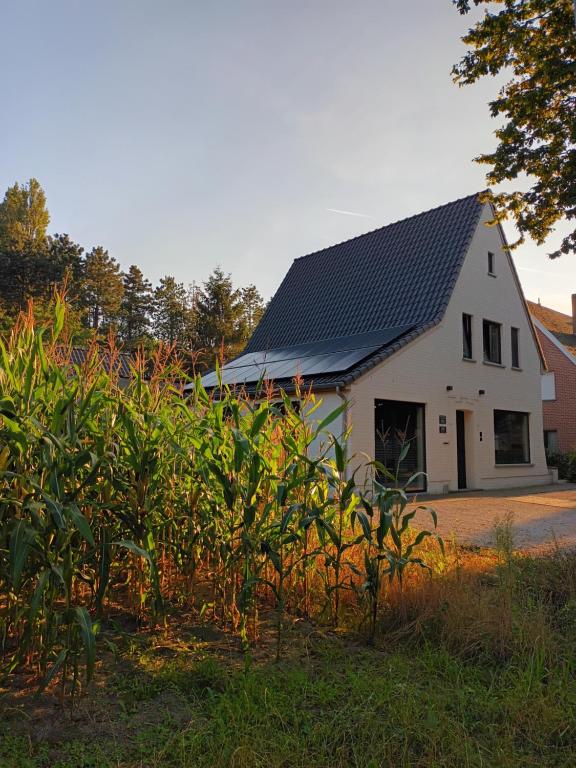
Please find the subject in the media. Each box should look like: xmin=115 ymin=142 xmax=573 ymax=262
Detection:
xmin=0 ymin=301 xmax=442 ymax=699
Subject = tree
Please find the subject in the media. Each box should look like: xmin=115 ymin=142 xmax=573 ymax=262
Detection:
xmin=453 ymin=0 xmax=576 ymax=257
xmin=153 ymin=276 xmax=193 ymax=345
xmin=0 ymin=178 xmax=49 ymax=254
xmin=0 ymin=179 xmax=51 ymax=307
xmin=45 ymin=233 xmax=84 ymax=299
xmin=118 ymin=265 xmax=154 ymax=348
xmin=241 ymin=284 xmax=266 ymax=336
xmin=195 ymin=268 xmax=245 ymax=364
xmin=81 ymin=247 xmax=124 ymax=330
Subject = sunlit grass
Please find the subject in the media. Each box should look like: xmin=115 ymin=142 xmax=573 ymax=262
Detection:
xmin=3 ymin=546 xmax=576 ymax=768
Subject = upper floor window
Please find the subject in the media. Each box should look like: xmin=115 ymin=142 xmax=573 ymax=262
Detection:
xmin=483 ymin=320 xmax=502 ymax=364
xmin=511 ymin=327 xmax=520 ymax=368
xmin=488 ymin=251 xmax=495 ymax=275
xmin=462 ymin=313 xmax=473 ymax=360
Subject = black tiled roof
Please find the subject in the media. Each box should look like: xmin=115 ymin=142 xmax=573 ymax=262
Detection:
xmin=202 ymin=192 xmax=484 ymax=393
xmin=68 ymin=347 xmax=134 ymax=378
xmin=247 ymin=193 xmax=483 ymax=352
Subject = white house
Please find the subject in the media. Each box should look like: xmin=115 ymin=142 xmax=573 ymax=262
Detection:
xmin=198 ymin=193 xmax=551 ymax=494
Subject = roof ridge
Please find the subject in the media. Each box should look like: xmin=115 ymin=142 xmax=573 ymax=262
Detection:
xmin=244 ymin=188 xmax=485 ymax=355
xmin=293 ymin=190 xmax=485 ymax=263
xmin=527 ymin=299 xmax=572 ymax=320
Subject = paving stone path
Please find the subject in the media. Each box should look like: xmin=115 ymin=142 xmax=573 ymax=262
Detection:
xmin=411 ymin=484 xmax=576 ymax=553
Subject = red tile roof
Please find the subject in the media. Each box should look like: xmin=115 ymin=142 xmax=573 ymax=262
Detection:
xmin=527 ymin=300 xmax=576 ymax=357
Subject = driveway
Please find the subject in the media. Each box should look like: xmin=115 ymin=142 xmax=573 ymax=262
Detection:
xmin=411 ymin=484 xmax=576 ymax=552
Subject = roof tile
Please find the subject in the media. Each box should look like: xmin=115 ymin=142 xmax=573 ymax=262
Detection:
xmin=246 ymin=193 xmax=483 ymax=353
xmin=527 ymin=300 xmax=576 ymax=357
xmin=201 ymin=192 xmax=484 ymax=392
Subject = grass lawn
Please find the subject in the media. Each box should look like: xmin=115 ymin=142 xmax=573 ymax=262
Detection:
xmin=2 ymin=547 xmax=576 ymax=768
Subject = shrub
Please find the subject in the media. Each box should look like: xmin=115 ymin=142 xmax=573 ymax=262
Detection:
xmin=546 ymin=451 xmax=576 ymax=482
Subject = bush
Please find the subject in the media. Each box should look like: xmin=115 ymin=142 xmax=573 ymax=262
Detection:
xmin=546 ymin=452 xmax=576 ymax=482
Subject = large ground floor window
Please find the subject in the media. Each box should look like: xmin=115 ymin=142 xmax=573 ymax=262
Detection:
xmin=494 ymin=410 xmax=530 ymax=464
xmin=374 ymin=399 xmax=426 ymax=491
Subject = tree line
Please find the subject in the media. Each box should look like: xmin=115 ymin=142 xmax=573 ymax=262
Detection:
xmin=0 ymin=178 xmax=266 ymax=367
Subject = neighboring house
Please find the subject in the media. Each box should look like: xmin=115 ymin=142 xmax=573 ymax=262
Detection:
xmin=67 ymin=347 xmax=135 ymax=387
xmin=196 ymin=193 xmax=551 ymax=493
xmin=527 ymin=298 xmax=576 ymax=454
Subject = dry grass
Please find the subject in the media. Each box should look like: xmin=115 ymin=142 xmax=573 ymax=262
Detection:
xmin=2 ymin=542 xmax=576 ymax=767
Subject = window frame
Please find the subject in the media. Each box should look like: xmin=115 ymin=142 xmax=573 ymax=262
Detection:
xmin=374 ymin=399 xmax=427 ymax=492
xmin=544 ymin=430 xmax=559 ymax=455
xmin=462 ymin=313 xmax=473 ymax=360
xmin=483 ymin=319 xmax=502 ymax=365
xmin=488 ymin=251 xmax=495 ymax=275
xmin=494 ymin=410 xmax=531 ymax=465
xmin=542 ymin=372 xmax=556 ymax=401
xmin=511 ymin=327 xmax=520 ymax=368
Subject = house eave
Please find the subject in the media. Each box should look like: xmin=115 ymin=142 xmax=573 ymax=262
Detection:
xmin=532 ymin=317 xmax=576 ymax=368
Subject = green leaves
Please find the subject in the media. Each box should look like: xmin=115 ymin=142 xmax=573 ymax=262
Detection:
xmin=67 ymin=503 xmax=95 ymax=547
xmin=38 ymin=649 xmax=68 ymax=695
xmin=9 ymin=520 xmax=37 ymax=591
xmin=74 ymin=607 xmax=97 ymax=683
xmin=1 ymin=414 xmax=28 ymax=454
xmin=0 ymin=300 xmax=446 ymax=692
xmin=116 ymin=539 xmax=152 ymax=564
xmin=250 ymin=406 xmax=269 ymax=438
xmin=313 ymin=402 xmax=347 ymax=439
xmin=452 ymin=0 xmax=576 ymax=258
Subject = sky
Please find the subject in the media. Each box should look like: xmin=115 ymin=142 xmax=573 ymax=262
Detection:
xmin=1 ymin=0 xmax=574 ymax=314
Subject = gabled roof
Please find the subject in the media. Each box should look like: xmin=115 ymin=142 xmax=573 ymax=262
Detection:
xmin=200 ymin=192 xmax=484 ymax=393
xmin=527 ymin=300 xmax=576 ymax=357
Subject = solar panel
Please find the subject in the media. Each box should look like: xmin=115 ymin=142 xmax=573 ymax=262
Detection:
xmin=224 ymin=326 xmax=413 ymax=369
xmin=196 ymin=324 xmax=413 ymax=389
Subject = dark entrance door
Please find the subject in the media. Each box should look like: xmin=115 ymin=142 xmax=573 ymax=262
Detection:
xmin=456 ymin=410 xmax=467 ymax=490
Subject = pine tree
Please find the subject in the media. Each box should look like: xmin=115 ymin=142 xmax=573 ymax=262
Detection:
xmin=196 ymin=268 xmax=245 ymax=364
xmin=44 ymin=233 xmax=84 ymax=300
xmin=241 ymin=284 xmax=266 ymax=337
xmin=81 ymin=247 xmax=124 ymax=331
xmin=153 ymin=276 xmax=193 ymax=345
xmin=118 ymin=265 xmax=154 ymax=348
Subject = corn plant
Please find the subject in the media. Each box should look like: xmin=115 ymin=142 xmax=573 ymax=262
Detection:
xmin=0 ymin=300 xmax=444 ymax=696
xmin=354 ymin=445 xmax=443 ymax=642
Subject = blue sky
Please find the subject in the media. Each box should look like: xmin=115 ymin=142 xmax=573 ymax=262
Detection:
xmin=1 ymin=0 xmax=574 ymax=313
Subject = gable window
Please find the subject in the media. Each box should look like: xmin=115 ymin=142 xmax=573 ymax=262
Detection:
xmin=462 ymin=313 xmax=473 ymax=360
xmin=488 ymin=251 xmax=495 ymax=275
xmin=483 ymin=320 xmax=502 ymax=364
xmin=511 ymin=327 xmax=520 ymax=368
xmin=494 ymin=410 xmax=530 ymax=464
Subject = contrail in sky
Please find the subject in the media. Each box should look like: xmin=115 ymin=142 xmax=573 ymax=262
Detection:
xmin=516 ymin=266 xmax=549 ymax=274
xmin=326 ymin=208 xmax=374 ymax=219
